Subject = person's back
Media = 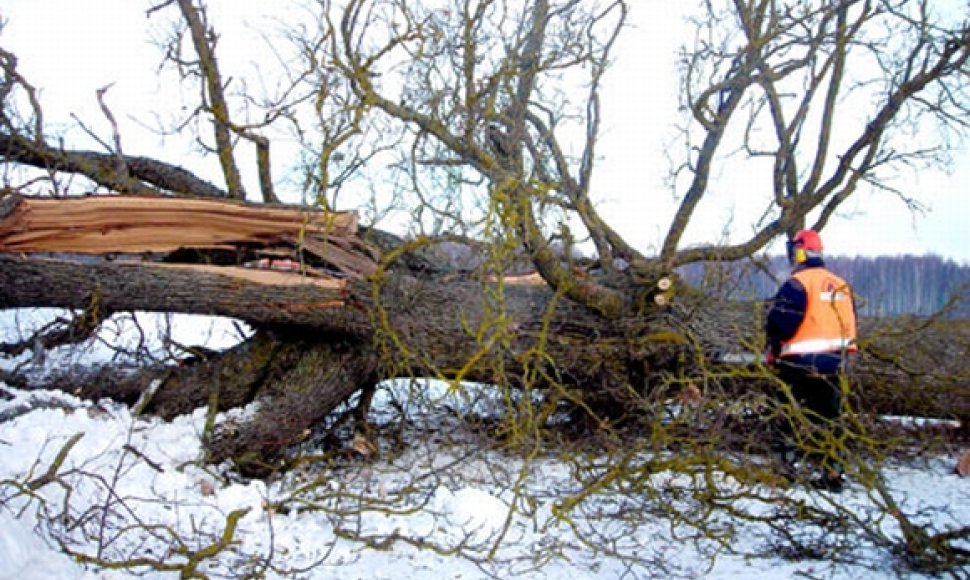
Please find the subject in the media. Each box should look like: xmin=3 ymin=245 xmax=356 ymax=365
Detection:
xmin=766 ymin=229 xmax=857 ymax=373
xmin=764 ymin=229 xmax=858 ymax=492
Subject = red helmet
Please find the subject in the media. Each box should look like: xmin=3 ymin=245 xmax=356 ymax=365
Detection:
xmin=792 ymin=229 xmax=823 ymax=252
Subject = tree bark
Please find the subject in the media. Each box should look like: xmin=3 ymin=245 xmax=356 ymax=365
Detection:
xmin=1 ymin=195 xmax=965 ymax=474
xmin=0 ymin=243 xmax=690 ymax=472
xmin=2 ymin=250 xmax=966 ymax=472
xmin=155 ymin=329 xmax=379 ymax=476
xmin=0 ymin=255 xmax=366 ymax=333
xmin=0 ymin=133 xmax=228 ymax=197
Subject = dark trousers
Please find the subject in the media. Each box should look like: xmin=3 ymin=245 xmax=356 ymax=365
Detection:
xmin=773 ymin=362 xmax=844 ymax=473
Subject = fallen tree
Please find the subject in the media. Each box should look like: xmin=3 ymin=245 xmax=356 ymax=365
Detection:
xmin=0 ymin=1 xmax=966 ymax=473
xmin=1 ymin=192 xmax=966 ymax=476
xmin=3 ymin=3 xmax=969 ymax=573
xmin=0 ymin=193 xmax=691 ymax=469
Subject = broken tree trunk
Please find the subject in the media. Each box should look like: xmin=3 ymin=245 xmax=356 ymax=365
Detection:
xmin=0 ymin=252 xmax=681 ymax=475
xmin=0 ymin=193 xmax=689 ymax=474
xmin=1 ymin=193 xmax=966 ymax=475
xmin=0 ymin=255 xmax=364 ymax=331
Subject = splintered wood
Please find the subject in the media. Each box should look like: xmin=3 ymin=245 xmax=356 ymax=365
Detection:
xmin=149 ymin=263 xmax=348 ymax=291
xmin=0 ymin=193 xmax=379 ymax=296
xmin=0 ymin=194 xmax=358 ymax=254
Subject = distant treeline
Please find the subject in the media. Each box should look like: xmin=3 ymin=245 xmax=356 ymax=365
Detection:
xmin=678 ymin=255 xmax=969 ymax=318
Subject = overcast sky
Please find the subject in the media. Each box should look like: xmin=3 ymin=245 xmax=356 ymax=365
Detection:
xmin=1 ymin=0 xmax=968 ymax=263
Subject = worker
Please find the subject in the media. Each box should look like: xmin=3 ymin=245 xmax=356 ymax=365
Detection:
xmin=765 ymin=229 xmax=858 ymax=492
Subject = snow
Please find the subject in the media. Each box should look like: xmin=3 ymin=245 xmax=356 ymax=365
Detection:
xmin=1 ymin=310 xmax=968 ymax=579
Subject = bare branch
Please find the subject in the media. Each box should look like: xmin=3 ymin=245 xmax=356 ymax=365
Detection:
xmin=174 ymin=0 xmax=248 ymax=200
xmin=664 ymin=0 xmax=969 ymax=266
xmin=0 ymin=132 xmax=227 ymax=197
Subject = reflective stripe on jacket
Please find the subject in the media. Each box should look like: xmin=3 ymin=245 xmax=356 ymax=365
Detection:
xmin=780 ymin=268 xmax=858 ymax=357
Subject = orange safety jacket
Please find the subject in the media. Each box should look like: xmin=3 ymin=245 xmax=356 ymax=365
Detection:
xmin=779 ymin=268 xmax=858 ymax=357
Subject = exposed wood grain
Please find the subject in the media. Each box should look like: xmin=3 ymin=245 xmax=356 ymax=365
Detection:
xmin=0 ymin=194 xmax=358 ymax=254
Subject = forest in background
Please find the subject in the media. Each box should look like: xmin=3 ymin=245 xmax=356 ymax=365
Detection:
xmin=679 ymin=254 xmax=969 ymax=318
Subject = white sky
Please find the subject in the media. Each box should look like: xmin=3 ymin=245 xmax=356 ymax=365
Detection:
xmin=1 ymin=0 xmax=968 ymax=263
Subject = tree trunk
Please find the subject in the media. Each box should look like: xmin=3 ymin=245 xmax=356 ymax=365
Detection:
xmin=159 ymin=329 xmax=379 ymax=476
xmin=1 ymin=196 xmax=965 ymax=474
xmin=0 ymin=249 xmax=698 ymax=472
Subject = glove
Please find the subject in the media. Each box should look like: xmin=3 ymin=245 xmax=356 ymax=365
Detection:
xmin=764 ymin=347 xmax=776 ymax=368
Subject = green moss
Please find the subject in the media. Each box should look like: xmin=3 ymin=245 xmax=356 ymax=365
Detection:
xmin=642 ymin=331 xmax=687 ymax=345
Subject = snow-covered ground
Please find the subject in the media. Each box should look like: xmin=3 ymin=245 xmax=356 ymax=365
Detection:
xmin=1 ymin=311 xmax=967 ymax=579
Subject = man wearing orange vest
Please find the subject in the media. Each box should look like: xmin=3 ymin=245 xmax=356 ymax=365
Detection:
xmin=765 ymin=229 xmax=858 ymax=492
